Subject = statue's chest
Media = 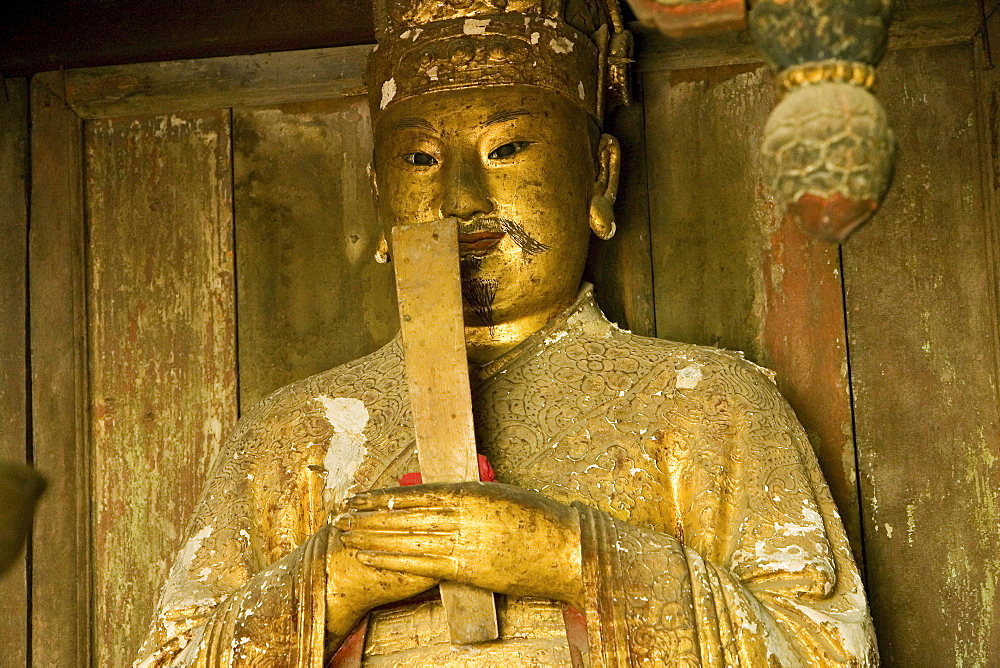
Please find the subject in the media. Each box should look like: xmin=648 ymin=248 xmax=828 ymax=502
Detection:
xmin=472 ymin=367 xmax=678 ymax=531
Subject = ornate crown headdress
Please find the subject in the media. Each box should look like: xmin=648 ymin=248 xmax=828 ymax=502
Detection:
xmin=366 ymin=0 xmax=632 ymax=123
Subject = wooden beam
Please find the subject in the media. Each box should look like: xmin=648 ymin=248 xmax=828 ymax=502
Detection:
xmin=28 ymin=70 xmax=91 ymax=668
xmin=0 ymin=0 xmax=376 ymax=77
xmin=0 ymin=76 xmax=29 ymax=668
xmin=61 ymin=44 xmax=372 ymax=120
xmin=85 ymin=109 xmax=239 ymax=665
xmin=844 ymin=43 xmax=1000 ymax=663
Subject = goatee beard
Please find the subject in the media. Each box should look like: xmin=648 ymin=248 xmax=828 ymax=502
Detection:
xmin=461 ymin=277 xmax=499 ymax=332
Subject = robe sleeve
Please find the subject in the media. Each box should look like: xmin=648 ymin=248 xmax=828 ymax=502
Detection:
xmin=132 ymin=453 xmax=331 ymax=668
xmin=133 ymin=395 xmax=337 ymax=667
xmin=134 ymin=527 xmax=330 ymax=667
xmin=574 ymin=356 xmax=877 ymax=667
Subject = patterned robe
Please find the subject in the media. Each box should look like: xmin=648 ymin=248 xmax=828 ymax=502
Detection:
xmin=136 ymin=287 xmax=877 ymax=666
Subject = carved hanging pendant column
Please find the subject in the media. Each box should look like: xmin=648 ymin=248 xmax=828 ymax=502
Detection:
xmin=749 ymin=0 xmax=896 ymax=242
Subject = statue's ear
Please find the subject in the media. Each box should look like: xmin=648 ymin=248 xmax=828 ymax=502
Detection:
xmin=367 ymin=163 xmax=391 ymax=263
xmin=589 ymin=134 xmax=621 ymax=241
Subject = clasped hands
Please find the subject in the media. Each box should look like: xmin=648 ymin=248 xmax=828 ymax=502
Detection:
xmin=324 ymin=482 xmax=584 ymax=637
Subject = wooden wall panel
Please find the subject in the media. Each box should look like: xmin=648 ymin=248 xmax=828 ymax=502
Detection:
xmin=644 ymin=64 xmax=773 ymax=359
xmin=589 ymin=88 xmax=656 ymax=337
xmin=29 ymin=73 xmax=91 ymax=668
xmin=844 ymin=43 xmax=1000 ymax=664
xmin=86 ymin=110 xmax=238 ymax=666
xmin=233 ymin=98 xmax=398 ymax=408
xmin=0 ymin=77 xmax=29 ymax=668
xmin=642 ymin=65 xmax=863 ymax=558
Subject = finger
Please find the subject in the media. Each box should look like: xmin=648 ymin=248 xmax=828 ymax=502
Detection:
xmin=347 ymin=485 xmax=459 ymax=511
xmin=334 ymin=508 xmax=459 ymax=533
xmin=341 ymin=529 xmax=455 ymax=555
xmin=355 ymin=551 xmax=458 ymax=580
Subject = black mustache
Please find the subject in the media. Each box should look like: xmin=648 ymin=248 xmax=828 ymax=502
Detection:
xmin=460 ymin=217 xmax=550 ymax=256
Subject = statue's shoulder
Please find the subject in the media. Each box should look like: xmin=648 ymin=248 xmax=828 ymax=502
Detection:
xmin=610 ymin=327 xmax=781 ymax=408
xmin=228 ymin=337 xmax=407 ymax=444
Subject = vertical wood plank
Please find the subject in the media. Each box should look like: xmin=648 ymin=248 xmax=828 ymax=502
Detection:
xmin=644 ymin=64 xmax=773 ymax=360
xmin=233 ymin=98 xmax=397 ymax=409
xmin=760 ymin=225 xmax=863 ymax=564
xmin=643 ymin=64 xmax=863 ymax=558
xmin=0 ymin=77 xmax=29 ymax=668
xmin=589 ymin=84 xmax=656 ymax=337
xmin=28 ymin=72 xmax=91 ymax=668
xmin=844 ymin=43 xmax=1000 ymax=664
xmin=86 ymin=110 xmax=238 ymax=666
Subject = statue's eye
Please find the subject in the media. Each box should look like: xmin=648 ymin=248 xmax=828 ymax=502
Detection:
xmin=488 ymin=141 xmax=529 ymax=160
xmin=403 ymin=152 xmax=437 ymax=166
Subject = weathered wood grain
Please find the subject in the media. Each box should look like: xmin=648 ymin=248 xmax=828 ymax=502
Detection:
xmin=644 ymin=64 xmax=774 ymax=359
xmin=85 ymin=110 xmax=238 ymax=666
xmin=589 ymin=84 xmax=656 ymax=337
xmin=635 ymin=1 xmax=980 ymax=73
xmin=63 ymin=44 xmax=371 ymax=120
xmin=843 ymin=43 xmax=1000 ymax=664
xmin=643 ymin=64 xmax=864 ymax=559
xmin=28 ymin=72 xmax=91 ymax=668
xmin=0 ymin=77 xmax=29 ymax=668
xmin=233 ymin=98 xmax=397 ymax=409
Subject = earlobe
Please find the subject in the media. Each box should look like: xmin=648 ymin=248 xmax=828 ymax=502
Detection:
xmin=589 ymin=134 xmax=621 ymax=241
xmin=374 ymin=234 xmax=391 ymax=264
xmin=368 ymin=163 xmax=391 ymax=263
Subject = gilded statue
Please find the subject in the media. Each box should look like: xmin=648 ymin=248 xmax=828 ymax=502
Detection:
xmin=136 ymin=0 xmax=877 ymax=663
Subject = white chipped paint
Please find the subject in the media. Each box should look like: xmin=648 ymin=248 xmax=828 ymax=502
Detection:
xmin=380 ymin=78 xmax=397 ymax=110
xmin=316 ymin=396 xmax=370 ymax=507
xmin=157 ymin=526 xmax=218 ymax=633
xmin=787 ymin=585 xmax=873 ymax=664
xmin=464 ymin=18 xmax=491 ymax=34
xmin=550 ymin=37 xmax=574 ymax=54
xmin=400 ymin=29 xmax=411 ymax=39
xmin=676 ymin=364 xmax=703 ymax=389
xmin=884 ymin=522 xmax=894 ymax=538
xmin=426 ymin=65 xmax=439 ymax=81
xmin=543 ymin=18 xmax=557 ymax=28
xmin=744 ymin=540 xmax=811 ymax=574
xmin=530 ymin=32 xmax=540 ymax=45
xmin=543 ymin=330 xmax=568 ymax=345
xmin=731 ymin=601 xmax=759 ymax=634
xmin=578 ymin=81 xmax=585 ymax=100
xmin=801 ymin=505 xmax=822 ymax=526
xmin=773 ymin=521 xmax=813 ymax=537
xmin=411 ymin=27 xmax=423 ymax=40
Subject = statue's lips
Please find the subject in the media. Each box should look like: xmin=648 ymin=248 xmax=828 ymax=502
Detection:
xmin=458 ymin=230 xmax=505 ymax=254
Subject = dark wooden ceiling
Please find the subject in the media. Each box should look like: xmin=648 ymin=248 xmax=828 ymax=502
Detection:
xmin=0 ymin=0 xmax=378 ymax=76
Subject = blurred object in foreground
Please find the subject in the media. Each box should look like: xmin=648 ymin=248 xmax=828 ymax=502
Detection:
xmin=626 ymin=0 xmax=747 ymax=38
xmin=750 ymin=0 xmax=897 ymax=242
xmin=0 ymin=462 xmax=46 ymax=576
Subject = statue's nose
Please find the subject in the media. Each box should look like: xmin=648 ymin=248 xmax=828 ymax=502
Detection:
xmin=440 ymin=149 xmax=494 ymax=221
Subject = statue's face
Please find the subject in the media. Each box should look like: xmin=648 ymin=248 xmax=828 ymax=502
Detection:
xmin=372 ymin=86 xmax=613 ymax=331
